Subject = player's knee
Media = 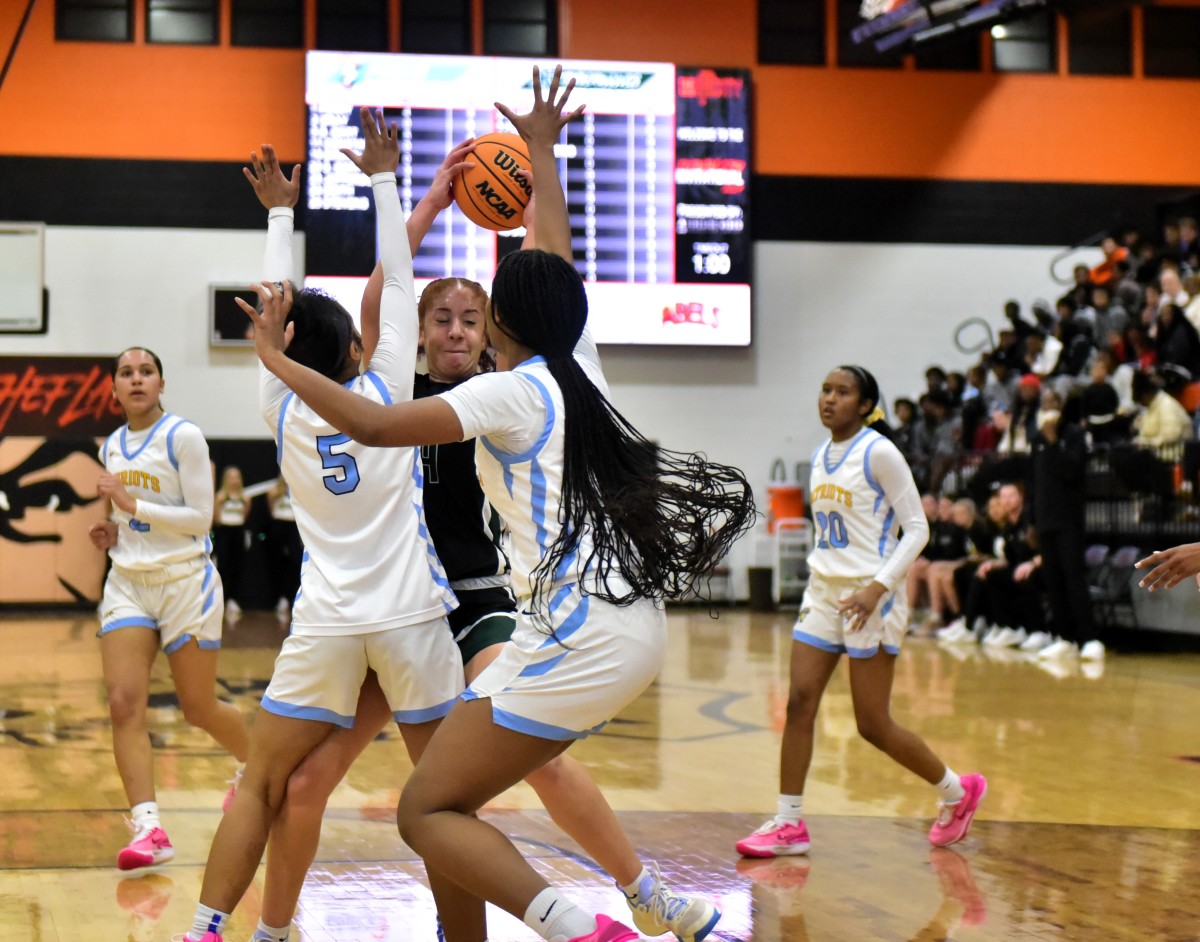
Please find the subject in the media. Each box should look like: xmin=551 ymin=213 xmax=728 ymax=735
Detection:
xmin=177 ymin=694 xmax=218 ymax=729
xmin=106 ymin=687 xmax=145 ymax=727
xmin=285 ymin=759 xmax=338 ymax=811
xmin=855 ymin=714 xmax=892 ymax=749
xmin=784 ymin=688 xmax=821 ymax=726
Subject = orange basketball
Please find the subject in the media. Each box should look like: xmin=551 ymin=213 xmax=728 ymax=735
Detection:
xmin=454 ymin=132 xmax=532 ymax=231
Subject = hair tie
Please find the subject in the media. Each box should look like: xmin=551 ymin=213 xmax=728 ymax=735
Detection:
xmin=864 ymin=406 xmax=886 ymax=425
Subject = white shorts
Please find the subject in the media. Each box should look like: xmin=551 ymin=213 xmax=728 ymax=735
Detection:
xmin=262 ymin=618 xmax=464 ymax=728
xmin=463 ymin=592 xmax=667 ymax=741
xmin=98 ymin=557 xmax=223 ymax=655
xmin=793 ymin=574 xmax=908 ymax=658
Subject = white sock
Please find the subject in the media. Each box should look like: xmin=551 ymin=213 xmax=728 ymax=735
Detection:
xmin=620 ymin=866 xmax=654 ymax=903
xmin=252 ymin=919 xmax=291 ymax=942
xmin=523 ymin=888 xmax=594 ymax=942
xmin=776 ymin=793 xmax=805 ymax=825
xmin=190 ymin=904 xmax=231 ymax=940
xmin=130 ymin=801 xmax=160 ymax=833
xmin=937 ymin=768 xmax=965 ymax=804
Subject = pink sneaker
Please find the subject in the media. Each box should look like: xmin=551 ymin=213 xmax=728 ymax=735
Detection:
xmin=928 ymin=773 xmax=987 ymax=847
xmin=177 ymin=934 xmax=223 ymax=942
xmin=569 ymin=914 xmax=638 ymax=942
xmin=117 ymin=825 xmax=175 ymax=871
xmin=735 ymin=819 xmax=811 ymax=857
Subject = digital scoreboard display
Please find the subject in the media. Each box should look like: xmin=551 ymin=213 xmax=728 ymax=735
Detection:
xmin=305 ymin=53 xmax=751 ymax=346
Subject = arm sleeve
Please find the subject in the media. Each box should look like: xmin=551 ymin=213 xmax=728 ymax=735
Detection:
xmin=131 ymin=425 xmax=214 ymax=537
xmin=573 ymin=323 xmax=607 ymax=394
xmin=870 ymin=442 xmax=930 ymax=591
xmin=363 ymin=172 xmax=418 ymax=403
xmin=260 ymin=206 xmax=295 ymax=429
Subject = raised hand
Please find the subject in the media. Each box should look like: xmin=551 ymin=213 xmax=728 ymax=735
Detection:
xmin=495 ymin=64 xmax=585 ymax=152
xmin=340 ymin=107 xmax=400 ymax=177
xmin=243 ymin=144 xmax=301 ymax=209
xmin=421 ymin=138 xmax=477 ymax=212
xmin=236 ymin=280 xmax=295 ymax=369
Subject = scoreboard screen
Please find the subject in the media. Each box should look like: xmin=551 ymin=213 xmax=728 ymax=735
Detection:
xmin=305 ymin=52 xmax=751 ymax=346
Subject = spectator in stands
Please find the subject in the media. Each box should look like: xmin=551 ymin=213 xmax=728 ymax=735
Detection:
xmin=925 ymin=365 xmax=948 ymax=396
xmin=1069 ymin=264 xmax=1094 ymax=309
xmin=1135 ymin=239 xmax=1162 ymax=285
xmin=995 ymin=373 xmax=1043 ymax=455
xmin=1020 ymin=389 xmax=1103 ymax=661
xmin=984 ymin=348 xmax=1020 ymax=416
xmin=1048 ymin=319 xmax=1096 ymax=398
xmin=1091 ymin=284 xmax=1129 ymax=354
xmin=938 ymin=483 xmax=1041 ymax=648
xmin=1178 ymin=217 xmax=1199 ymax=275
xmin=1024 ymin=329 xmax=1062 ymax=380
xmin=960 ymin=364 xmax=996 ymax=452
xmin=1159 ymin=266 xmax=1191 ymax=315
xmin=893 ymin=396 xmax=925 ymax=472
xmin=1088 ymin=235 xmax=1130 ymax=286
xmin=945 ymin=371 xmax=966 ymax=407
xmin=919 ymin=497 xmax=979 ymax=633
xmin=1154 ymin=303 xmax=1200 ymax=378
xmin=1113 ymin=370 xmax=1193 ymax=522
xmin=925 ymin=389 xmax=962 ymax=494
xmin=1081 ymin=350 xmax=1125 ymax=446
xmin=1002 ymin=299 xmax=1038 ymax=367
xmin=1132 ymin=368 xmax=1194 ymax=448
xmin=1139 ymin=283 xmax=1162 ymax=331
xmin=1113 ymin=259 xmax=1142 ymax=314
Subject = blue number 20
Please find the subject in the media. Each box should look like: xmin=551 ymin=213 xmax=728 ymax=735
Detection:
xmin=815 ymin=510 xmax=849 ymax=549
xmin=316 ymin=433 xmax=360 ymax=495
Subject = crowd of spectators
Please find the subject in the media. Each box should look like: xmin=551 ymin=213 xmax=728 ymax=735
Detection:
xmin=893 ymin=217 xmax=1200 ymax=670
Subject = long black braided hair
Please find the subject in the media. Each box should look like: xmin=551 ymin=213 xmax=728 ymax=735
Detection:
xmin=490 ymin=249 xmax=756 ymax=609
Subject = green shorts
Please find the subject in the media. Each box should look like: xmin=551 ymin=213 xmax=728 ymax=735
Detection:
xmin=450 ymin=586 xmax=517 ymax=664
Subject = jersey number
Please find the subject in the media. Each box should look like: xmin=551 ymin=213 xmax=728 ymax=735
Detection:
xmin=815 ymin=510 xmax=849 ymax=549
xmin=316 ymin=434 xmax=360 ymax=495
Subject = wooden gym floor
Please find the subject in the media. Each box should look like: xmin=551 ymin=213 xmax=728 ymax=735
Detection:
xmin=1 ymin=608 xmax=1198 ymax=941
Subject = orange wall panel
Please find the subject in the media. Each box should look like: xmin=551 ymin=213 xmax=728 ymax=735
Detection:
xmin=3 ymin=1 xmax=1200 ymax=186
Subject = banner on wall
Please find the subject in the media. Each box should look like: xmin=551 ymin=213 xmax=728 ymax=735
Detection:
xmin=0 ymin=355 xmax=123 ymax=437
xmin=0 ymin=356 xmax=123 ymax=605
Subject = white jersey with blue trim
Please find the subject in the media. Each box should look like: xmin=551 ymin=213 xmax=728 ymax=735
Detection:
xmin=99 ymin=414 xmax=214 ymax=571
xmin=806 ymin=427 xmax=929 ymax=590
xmin=258 ymin=178 xmax=455 ymax=637
xmin=439 ymin=326 xmax=613 ymax=607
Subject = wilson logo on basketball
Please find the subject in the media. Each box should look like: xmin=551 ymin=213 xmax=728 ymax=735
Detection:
xmin=492 ymin=151 xmax=533 ymax=196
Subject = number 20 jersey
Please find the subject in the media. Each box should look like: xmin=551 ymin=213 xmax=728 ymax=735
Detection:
xmin=806 ymin=427 xmax=906 ymax=582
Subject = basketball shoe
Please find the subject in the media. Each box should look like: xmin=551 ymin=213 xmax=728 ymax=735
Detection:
xmin=735 ymin=819 xmax=811 ymax=857
xmin=928 ymin=773 xmax=987 ymax=847
xmin=174 ymin=934 xmax=223 ymax=942
xmin=568 ymin=914 xmax=639 ymax=942
xmin=118 ymin=822 xmax=175 ymax=870
xmin=624 ymin=865 xmax=721 ymax=942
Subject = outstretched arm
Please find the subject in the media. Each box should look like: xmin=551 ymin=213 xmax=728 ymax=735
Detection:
xmin=496 ymin=64 xmax=583 ymax=262
xmin=239 ymin=281 xmax=464 ymax=447
xmin=361 ymin=138 xmax=476 ymax=362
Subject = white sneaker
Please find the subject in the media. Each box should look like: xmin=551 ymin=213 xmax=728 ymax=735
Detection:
xmin=937 ymin=622 xmax=970 ymax=644
xmin=936 ymin=617 xmax=966 ymax=639
xmin=1080 ymin=640 xmax=1106 ymax=661
xmin=1081 ymin=660 xmax=1106 ymax=680
xmin=1038 ymin=638 xmax=1078 ymax=660
xmin=1018 ymin=631 xmax=1052 ymax=652
xmin=981 ymin=626 xmax=1008 ymax=646
xmin=625 ymin=864 xmax=722 ymax=942
xmin=997 ymin=627 xmax=1028 ymax=648
xmin=225 ymin=598 xmax=241 ymax=616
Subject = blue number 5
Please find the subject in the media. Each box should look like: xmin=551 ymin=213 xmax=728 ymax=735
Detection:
xmin=317 ymin=433 xmax=360 ymax=495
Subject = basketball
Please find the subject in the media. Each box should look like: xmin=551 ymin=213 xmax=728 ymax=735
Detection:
xmin=454 ymin=132 xmax=533 ymax=231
